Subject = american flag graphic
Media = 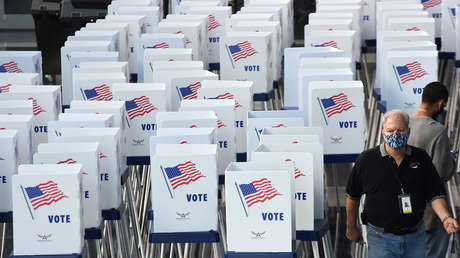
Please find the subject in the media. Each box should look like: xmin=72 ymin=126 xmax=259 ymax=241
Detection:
xmin=27 ymin=97 xmax=46 ymax=116
xmin=179 ymin=82 xmax=201 ymax=100
xmin=164 ymin=161 xmax=205 ymax=190
xmin=208 ymin=14 xmax=221 ymax=31
xmin=99 ymin=152 xmax=107 ymax=159
xmin=24 ymin=181 xmax=68 ymax=210
xmin=228 ymin=41 xmax=258 ymax=62
xmin=320 ymin=93 xmax=355 ymax=118
xmin=396 ymin=61 xmax=428 ymax=84
xmin=209 ymin=93 xmax=242 ymax=108
xmin=189 ymin=124 xmax=197 ymax=128
xmin=0 ymin=84 xmax=11 ymax=93
xmin=406 ymin=27 xmax=421 ymax=31
xmin=312 ymin=41 xmax=339 ymax=49
xmin=421 ymin=0 xmax=441 ymax=10
xmin=57 ymin=158 xmax=77 ymax=164
xmin=217 ymin=120 xmax=226 ymax=128
xmin=125 ymin=96 xmax=157 ymax=120
xmin=0 ymin=157 xmax=4 ymax=160
xmin=285 ymin=158 xmax=306 ymax=179
xmin=0 ymin=61 xmax=22 ymax=73
xmin=149 ymin=42 xmax=169 ymax=49
xmin=175 ymin=30 xmax=192 ymax=45
xmin=180 ymin=141 xmax=189 ymax=144
xmin=272 ymin=124 xmax=287 ymax=128
xmin=83 ymin=84 xmax=113 ymax=101
xmin=239 ymin=178 xmax=281 ymax=207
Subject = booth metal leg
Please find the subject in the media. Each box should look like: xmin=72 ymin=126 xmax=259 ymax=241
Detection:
xmin=0 ymin=223 xmax=5 ymax=258
xmin=160 ymin=243 xmax=166 ymax=258
xmin=312 ymin=241 xmax=320 ymax=258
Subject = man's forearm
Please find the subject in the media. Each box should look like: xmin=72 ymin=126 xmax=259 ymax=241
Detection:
xmin=431 ymin=198 xmax=451 ymax=221
xmin=346 ymin=197 xmax=360 ymax=228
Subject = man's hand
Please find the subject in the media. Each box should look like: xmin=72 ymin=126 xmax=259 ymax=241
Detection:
xmin=346 ymin=225 xmax=362 ymax=242
xmin=443 ymin=217 xmax=460 ymax=234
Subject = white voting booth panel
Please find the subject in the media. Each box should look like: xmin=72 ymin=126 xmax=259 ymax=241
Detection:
xmin=383 ymin=51 xmax=438 ymax=114
xmin=71 ymin=30 xmax=119 ymax=54
xmin=0 ymin=130 xmax=18 ymax=213
xmin=12 ymin=164 xmax=83 ymax=256
xmin=220 ymin=32 xmax=273 ymax=95
xmin=249 ymin=147 xmax=314 ymax=231
xmin=298 ymin=69 xmax=354 ymax=114
xmin=187 ymin=7 xmax=234 ymax=65
xmin=54 ymin=128 xmax=122 ymax=211
xmin=225 ymin=168 xmax=294 ymax=252
xmin=0 ymin=115 xmax=33 ymax=164
xmin=151 ymin=144 xmax=218 ymax=232
xmin=165 ymin=70 xmax=218 ymax=111
xmin=60 ymin=41 xmax=113 ymax=105
xmin=387 ymin=18 xmax=436 ymax=42
xmin=381 ymin=11 xmax=430 ymax=33
xmin=47 ymin=118 xmax=113 ymax=144
xmin=165 ymin=15 xmax=209 ymax=68
xmin=103 ymin=15 xmax=147 ymax=74
xmin=308 ymin=81 xmax=365 ymax=155
xmin=143 ymin=49 xmax=193 ymax=83
xmin=83 ymin=22 xmax=129 ymax=62
xmin=260 ymin=127 xmax=324 ymax=145
xmin=0 ymin=100 xmax=33 ymax=115
xmin=155 ymin=21 xmax=204 ymax=62
xmin=254 ymin=141 xmax=324 ymax=220
xmin=441 ymin=0 xmax=457 ymax=53
xmin=150 ymin=61 xmax=203 ymax=76
xmin=300 ymin=57 xmax=353 ymax=74
xmin=226 ymin=13 xmax=274 ymax=32
xmin=239 ymin=6 xmax=284 ymax=48
xmin=247 ymin=110 xmax=305 ymax=160
xmin=137 ymin=33 xmax=186 ymax=82
xmin=305 ymin=30 xmax=358 ymax=65
xmin=112 ymin=83 xmax=166 ymax=156
xmin=0 ymin=85 xmax=61 ymax=152
xmin=231 ymin=21 xmax=282 ymax=81
xmin=0 ymin=51 xmax=42 ymax=83
xmin=175 ymin=1 xmax=221 ymax=14
xmin=259 ymin=133 xmax=320 ymax=147
xmin=151 ymin=128 xmax=216 ymax=156
xmin=72 ymin=72 xmax=126 ymax=102
xmin=377 ymin=4 xmax=425 ymax=33
xmin=283 ymin=47 xmax=345 ymax=108
xmin=78 ymin=61 xmax=129 ymax=81
xmin=34 ymin=142 xmax=101 ymax=230
xmin=58 ymin=113 xmax=114 ymax=127
xmin=180 ymin=99 xmax=236 ymax=175
xmin=108 ymin=6 xmax=160 ymax=33
xmin=156 ymin=110 xmax=218 ymax=129
xmin=246 ymin=0 xmax=294 ymax=47
xmin=199 ymin=80 xmax=253 ymax=154
xmin=0 ymin=73 xmax=40 ymax=86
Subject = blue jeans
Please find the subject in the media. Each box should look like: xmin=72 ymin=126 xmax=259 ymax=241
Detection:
xmin=425 ymin=226 xmax=450 ymax=258
xmin=367 ymin=223 xmax=426 ymax=258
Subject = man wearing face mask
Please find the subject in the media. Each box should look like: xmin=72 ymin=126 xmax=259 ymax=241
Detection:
xmin=408 ymin=81 xmax=455 ymax=258
xmin=345 ymin=110 xmax=459 ymax=258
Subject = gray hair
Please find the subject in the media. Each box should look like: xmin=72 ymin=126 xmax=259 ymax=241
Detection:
xmin=382 ymin=109 xmax=410 ymax=129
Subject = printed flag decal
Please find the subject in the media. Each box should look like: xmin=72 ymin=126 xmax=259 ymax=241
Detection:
xmin=57 ymin=158 xmax=77 ymax=164
xmin=406 ymin=27 xmax=421 ymax=31
xmin=148 ymin=42 xmax=169 ymax=49
xmin=394 ymin=61 xmax=428 ymax=85
xmin=236 ymin=178 xmax=281 ymax=216
xmin=312 ymin=41 xmax=339 ymax=49
xmin=83 ymin=84 xmax=113 ymax=101
xmin=161 ymin=161 xmax=206 ymax=195
xmin=208 ymin=14 xmax=222 ymax=31
xmin=209 ymin=92 xmax=242 ymax=108
xmin=318 ymin=93 xmax=354 ymax=125
xmin=421 ymin=0 xmax=441 ymax=9
xmin=175 ymin=30 xmax=192 ymax=45
xmin=285 ymin=158 xmax=306 ymax=179
xmin=272 ymin=124 xmax=286 ymax=128
xmin=125 ymin=96 xmax=157 ymax=120
xmin=99 ymin=152 xmax=107 ymax=159
xmin=0 ymin=157 xmax=4 ymax=160
xmin=227 ymin=41 xmax=258 ymax=63
xmin=217 ymin=120 xmax=226 ymax=128
xmin=0 ymin=61 xmax=22 ymax=73
xmin=22 ymin=181 xmax=68 ymax=213
xmin=28 ymin=97 xmax=46 ymax=116
xmin=0 ymin=84 xmax=11 ymax=93
xmin=178 ymin=82 xmax=201 ymax=100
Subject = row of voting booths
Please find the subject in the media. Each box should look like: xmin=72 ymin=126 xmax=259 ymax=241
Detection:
xmin=0 ymin=0 xmax=401 ymax=257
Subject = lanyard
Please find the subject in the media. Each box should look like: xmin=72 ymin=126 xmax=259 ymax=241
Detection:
xmin=383 ymin=156 xmax=406 ymax=194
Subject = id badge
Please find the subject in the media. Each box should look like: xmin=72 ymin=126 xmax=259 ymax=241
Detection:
xmin=399 ymin=194 xmax=413 ymax=214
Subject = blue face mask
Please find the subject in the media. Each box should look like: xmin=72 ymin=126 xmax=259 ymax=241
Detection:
xmin=384 ymin=132 xmax=408 ymax=150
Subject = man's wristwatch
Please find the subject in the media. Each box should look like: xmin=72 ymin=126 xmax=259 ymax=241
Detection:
xmin=442 ymin=216 xmax=452 ymax=223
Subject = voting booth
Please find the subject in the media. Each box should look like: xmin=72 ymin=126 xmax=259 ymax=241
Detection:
xmin=0 ymin=130 xmax=18 ymax=213
xmin=73 ymin=72 xmax=127 ymax=102
xmin=247 ymin=110 xmax=305 ymax=159
xmin=220 ymin=32 xmax=273 ymax=96
xmin=156 ymin=111 xmax=218 ymax=130
xmin=108 ymin=6 xmax=160 ymax=33
xmin=12 ymin=164 xmax=83 ymax=256
xmin=83 ymin=22 xmax=129 ymax=62
xmin=441 ymin=0 xmax=457 ymax=54
xmin=308 ymin=81 xmax=365 ymax=157
xmin=225 ymin=165 xmax=294 ymax=253
xmin=150 ymin=144 xmax=218 ymax=232
xmin=0 ymin=115 xmax=33 ymax=164
xmin=143 ymin=49 xmax=193 ymax=84
xmin=198 ymin=80 xmax=253 ymax=156
xmin=0 ymin=51 xmax=43 ymax=83
xmin=54 ymin=128 xmax=122 ymax=211
xmin=33 ymin=143 xmax=101 ymax=231
xmin=181 ymin=99 xmax=236 ymax=175
xmin=0 ymin=73 xmax=40 ymax=86
xmin=0 ymin=100 xmax=33 ymax=115
xmin=112 ymin=83 xmax=166 ymax=157
xmin=78 ymin=61 xmax=130 ymax=81
xmin=151 ymin=128 xmax=216 ymax=157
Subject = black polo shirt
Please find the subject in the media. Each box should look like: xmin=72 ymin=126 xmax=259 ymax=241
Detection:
xmin=346 ymin=144 xmax=446 ymax=229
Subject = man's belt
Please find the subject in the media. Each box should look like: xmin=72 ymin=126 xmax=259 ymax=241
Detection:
xmin=368 ymin=222 xmax=421 ymax=236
